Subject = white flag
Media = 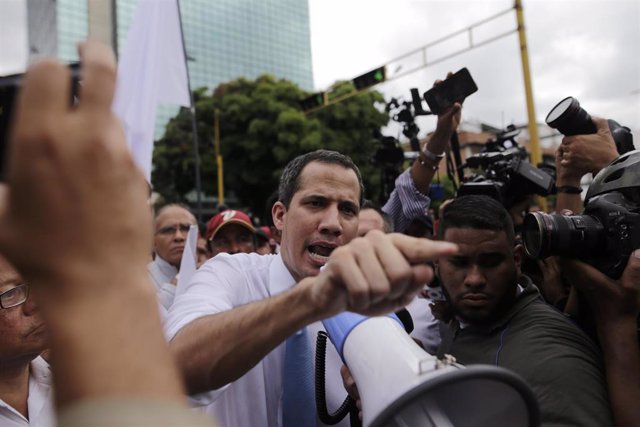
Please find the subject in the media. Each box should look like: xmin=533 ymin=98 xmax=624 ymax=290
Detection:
xmin=177 ymin=224 xmax=198 ymax=290
xmin=112 ymin=0 xmax=190 ymax=182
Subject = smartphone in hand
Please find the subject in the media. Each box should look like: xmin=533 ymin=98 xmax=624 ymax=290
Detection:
xmin=423 ymin=67 xmax=478 ymax=115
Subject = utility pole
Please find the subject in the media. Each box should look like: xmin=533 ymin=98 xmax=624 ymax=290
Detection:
xmin=515 ymin=0 xmax=547 ymax=211
xmin=515 ymin=0 xmax=541 ymax=167
xmin=214 ymin=108 xmax=224 ymax=205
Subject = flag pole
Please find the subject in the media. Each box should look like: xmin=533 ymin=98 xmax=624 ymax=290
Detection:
xmin=175 ymin=0 xmax=203 ymax=224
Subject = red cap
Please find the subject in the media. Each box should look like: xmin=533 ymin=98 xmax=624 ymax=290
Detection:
xmin=256 ymin=226 xmax=272 ymax=241
xmin=206 ymin=210 xmax=255 ymax=241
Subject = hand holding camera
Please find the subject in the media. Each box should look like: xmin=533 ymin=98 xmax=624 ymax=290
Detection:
xmin=524 ymin=150 xmax=640 ymax=279
xmin=547 ymin=96 xmax=634 ymax=185
xmin=556 ymin=116 xmax=619 ymax=184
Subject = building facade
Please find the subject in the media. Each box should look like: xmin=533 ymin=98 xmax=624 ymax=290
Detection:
xmin=27 ymin=0 xmax=314 ymax=136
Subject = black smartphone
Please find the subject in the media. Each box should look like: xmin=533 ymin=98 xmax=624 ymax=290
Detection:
xmin=0 ymin=63 xmax=80 ymax=181
xmin=423 ymin=67 xmax=478 ymax=115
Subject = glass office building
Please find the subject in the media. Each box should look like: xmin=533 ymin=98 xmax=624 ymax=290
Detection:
xmin=30 ymin=0 xmax=314 ymax=135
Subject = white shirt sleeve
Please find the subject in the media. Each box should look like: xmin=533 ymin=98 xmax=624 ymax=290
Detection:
xmin=164 ymin=254 xmax=242 ymax=342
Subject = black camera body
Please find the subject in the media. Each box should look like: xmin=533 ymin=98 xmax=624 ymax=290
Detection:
xmin=523 ymin=150 xmax=640 ymax=279
xmin=457 ymin=128 xmax=555 ymax=208
xmin=546 ymin=96 xmax=635 ymax=154
xmin=524 ymin=192 xmax=640 ymax=279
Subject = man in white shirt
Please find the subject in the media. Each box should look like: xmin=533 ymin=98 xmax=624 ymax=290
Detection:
xmin=166 ymin=149 xmax=457 ymax=427
xmin=148 ymin=204 xmax=197 ymax=310
xmin=0 ymin=255 xmax=54 ymax=427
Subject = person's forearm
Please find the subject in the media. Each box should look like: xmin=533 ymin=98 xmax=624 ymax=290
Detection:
xmin=411 ymin=130 xmax=449 ymax=194
xmin=42 ymin=272 xmax=185 ymax=408
xmin=555 ymin=174 xmax=584 ymax=214
xmin=170 ymin=277 xmax=322 ymax=394
xmin=597 ymin=318 xmax=640 ymax=427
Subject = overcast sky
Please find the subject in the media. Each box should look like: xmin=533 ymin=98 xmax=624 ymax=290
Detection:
xmin=309 ymin=0 xmax=640 ymax=139
xmin=2 ymin=0 xmax=639 ymax=139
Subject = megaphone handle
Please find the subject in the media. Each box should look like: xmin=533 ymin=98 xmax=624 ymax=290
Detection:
xmin=315 ymin=331 xmax=361 ymax=426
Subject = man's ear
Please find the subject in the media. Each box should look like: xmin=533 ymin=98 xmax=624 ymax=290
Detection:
xmin=514 ymin=243 xmax=524 ymax=273
xmin=272 ymin=201 xmax=287 ymax=232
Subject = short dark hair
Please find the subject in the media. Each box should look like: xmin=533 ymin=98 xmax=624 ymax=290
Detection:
xmin=439 ymin=195 xmax=515 ymax=244
xmin=278 ymin=149 xmax=364 ymax=208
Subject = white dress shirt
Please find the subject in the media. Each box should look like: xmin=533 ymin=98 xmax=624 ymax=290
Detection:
xmin=166 ymin=253 xmax=356 ymax=427
xmin=0 ymin=357 xmax=54 ymax=427
xmin=148 ymin=255 xmax=178 ymax=311
xmin=166 ymin=252 xmax=441 ymax=427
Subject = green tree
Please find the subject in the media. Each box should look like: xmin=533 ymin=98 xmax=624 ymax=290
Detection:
xmin=152 ymin=75 xmax=389 ymax=218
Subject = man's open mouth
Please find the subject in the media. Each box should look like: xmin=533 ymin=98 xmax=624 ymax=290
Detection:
xmin=307 ymin=244 xmax=336 ymax=264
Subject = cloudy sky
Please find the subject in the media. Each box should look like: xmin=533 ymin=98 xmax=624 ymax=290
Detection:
xmin=2 ymin=0 xmax=639 ymax=139
xmin=308 ymin=0 xmax=640 ymax=139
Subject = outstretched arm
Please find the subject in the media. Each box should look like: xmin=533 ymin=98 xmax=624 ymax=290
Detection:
xmin=383 ymin=73 xmax=461 ymax=232
xmin=169 ymin=231 xmax=457 ymax=394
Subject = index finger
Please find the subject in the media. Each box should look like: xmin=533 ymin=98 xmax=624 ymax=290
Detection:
xmin=12 ymin=60 xmax=71 ymax=132
xmin=77 ymin=41 xmax=117 ymax=113
xmin=388 ymin=233 xmax=458 ymax=264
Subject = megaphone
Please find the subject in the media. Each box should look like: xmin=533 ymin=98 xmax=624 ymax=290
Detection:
xmin=323 ymin=312 xmax=539 ymax=427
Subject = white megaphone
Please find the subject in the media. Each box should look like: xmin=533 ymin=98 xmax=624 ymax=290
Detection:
xmin=322 ymin=312 xmax=539 ymax=427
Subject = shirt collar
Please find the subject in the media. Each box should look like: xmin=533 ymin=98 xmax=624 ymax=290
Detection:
xmin=0 ymin=356 xmax=52 ymax=421
xmin=154 ymin=255 xmax=179 ymax=276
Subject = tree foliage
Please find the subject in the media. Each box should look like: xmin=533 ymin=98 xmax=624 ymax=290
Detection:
xmin=152 ymin=74 xmax=389 ymax=218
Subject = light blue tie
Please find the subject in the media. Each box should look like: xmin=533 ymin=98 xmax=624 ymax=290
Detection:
xmin=282 ymin=327 xmax=316 ymax=427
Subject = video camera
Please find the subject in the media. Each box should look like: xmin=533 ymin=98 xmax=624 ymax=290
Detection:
xmin=456 ymin=125 xmax=555 ymax=208
xmin=523 ymin=150 xmax=640 ymax=279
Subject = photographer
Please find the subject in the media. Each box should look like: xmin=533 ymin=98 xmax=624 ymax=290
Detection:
xmin=532 ymin=115 xmax=622 ymax=311
xmin=382 ymin=74 xmax=461 ymax=232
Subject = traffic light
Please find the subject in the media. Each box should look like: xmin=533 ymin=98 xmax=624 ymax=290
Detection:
xmin=299 ymin=92 xmax=326 ymax=112
xmin=352 ymin=66 xmax=386 ymax=90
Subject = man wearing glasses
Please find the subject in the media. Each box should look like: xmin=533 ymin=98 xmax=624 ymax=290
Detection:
xmin=205 ymin=210 xmax=257 ymax=258
xmin=0 ymin=255 xmax=53 ymax=427
xmin=149 ymin=204 xmax=198 ymax=311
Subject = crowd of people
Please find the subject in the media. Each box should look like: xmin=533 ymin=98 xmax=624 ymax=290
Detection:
xmin=0 ymin=40 xmax=638 ymax=427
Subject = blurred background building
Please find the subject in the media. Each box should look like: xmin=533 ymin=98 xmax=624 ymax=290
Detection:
xmin=26 ymin=0 xmax=314 ymax=137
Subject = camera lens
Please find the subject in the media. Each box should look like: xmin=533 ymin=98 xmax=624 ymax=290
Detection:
xmin=545 ymin=96 xmax=597 ymax=136
xmin=523 ymin=211 xmax=604 ymax=259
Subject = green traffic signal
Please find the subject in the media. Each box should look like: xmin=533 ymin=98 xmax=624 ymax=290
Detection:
xmin=353 ymin=66 xmax=386 ymax=90
xmin=300 ymin=92 xmax=326 ymax=112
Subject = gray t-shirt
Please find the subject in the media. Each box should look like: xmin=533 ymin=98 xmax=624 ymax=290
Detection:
xmin=438 ymin=278 xmax=612 ymax=427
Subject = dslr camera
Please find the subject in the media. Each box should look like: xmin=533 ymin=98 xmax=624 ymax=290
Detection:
xmin=523 ymin=150 xmax=640 ymax=279
xmin=457 ymin=125 xmax=555 ymax=208
xmin=546 ymin=96 xmax=635 ymax=154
